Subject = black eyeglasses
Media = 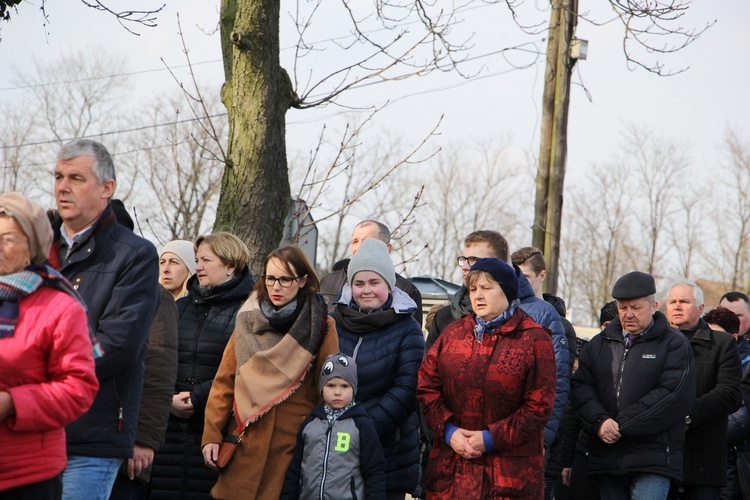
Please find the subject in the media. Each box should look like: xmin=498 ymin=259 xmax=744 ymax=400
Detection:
xmin=263 ymin=275 xmax=301 ymax=288
xmin=457 ymin=256 xmax=480 ymax=267
xmin=322 ymin=355 xmax=350 ymax=375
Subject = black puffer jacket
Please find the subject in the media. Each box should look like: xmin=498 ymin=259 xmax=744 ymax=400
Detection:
xmin=149 ymin=269 xmax=254 ymax=498
xmin=572 ymin=312 xmax=696 ymax=481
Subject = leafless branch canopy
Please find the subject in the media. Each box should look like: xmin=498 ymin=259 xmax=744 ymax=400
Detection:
xmin=581 ymin=0 xmax=714 ymax=75
xmin=288 ymin=0 xmax=479 ymax=109
xmin=80 ymin=0 xmax=165 ymax=36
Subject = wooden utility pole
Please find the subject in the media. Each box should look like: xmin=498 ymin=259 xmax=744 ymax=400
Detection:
xmin=532 ymin=0 xmax=579 ymax=295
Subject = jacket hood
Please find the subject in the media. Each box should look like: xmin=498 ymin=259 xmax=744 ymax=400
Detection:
xmin=515 ymin=265 xmax=536 ymax=301
xmin=335 ymin=283 xmax=417 ymax=315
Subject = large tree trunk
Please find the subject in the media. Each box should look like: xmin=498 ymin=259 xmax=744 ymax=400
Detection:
xmin=215 ymin=0 xmax=294 ymax=275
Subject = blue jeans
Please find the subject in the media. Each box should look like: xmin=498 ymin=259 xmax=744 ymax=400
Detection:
xmin=600 ymin=473 xmax=671 ymax=500
xmin=62 ymin=455 xmax=123 ymax=500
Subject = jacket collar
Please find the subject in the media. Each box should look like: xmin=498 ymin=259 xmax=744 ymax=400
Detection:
xmin=602 ymin=310 xmax=672 ymax=344
xmin=686 ymin=318 xmax=713 ymax=344
xmin=49 ymin=204 xmax=116 ymax=270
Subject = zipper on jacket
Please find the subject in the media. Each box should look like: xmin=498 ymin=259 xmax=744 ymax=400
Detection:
xmin=118 ymin=406 xmax=123 ymax=431
xmin=615 ymin=345 xmax=628 ymax=406
xmin=352 ymin=336 xmax=364 ymax=361
xmin=320 ymin=421 xmax=333 ymax=500
xmin=666 ymin=445 xmax=670 ymax=465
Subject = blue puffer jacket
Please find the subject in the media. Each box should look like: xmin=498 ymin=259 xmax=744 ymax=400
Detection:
xmin=333 ymin=287 xmax=425 ymax=495
xmin=516 ymin=269 xmax=571 ymax=448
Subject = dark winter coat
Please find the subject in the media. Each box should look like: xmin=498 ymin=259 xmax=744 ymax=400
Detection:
xmin=333 ymin=287 xmax=425 ymax=495
xmin=571 ymin=311 xmax=696 ymax=481
xmin=149 ymin=270 xmax=254 ymax=498
xmin=680 ymin=319 xmax=741 ymax=487
xmin=281 ymin=403 xmax=386 ymax=499
xmin=320 ymin=260 xmax=423 ymax=324
xmin=418 ymin=309 xmax=557 ymax=499
xmin=544 ymin=292 xmax=578 ymax=365
xmin=49 ymin=204 xmax=160 ymax=459
xmin=516 ymin=269 xmax=571 ymax=449
xmin=113 ymin=285 xmax=179 ymax=485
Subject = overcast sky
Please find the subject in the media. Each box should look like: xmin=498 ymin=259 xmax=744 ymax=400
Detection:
xmin=1 ymin=0 xmax=748 ymax=193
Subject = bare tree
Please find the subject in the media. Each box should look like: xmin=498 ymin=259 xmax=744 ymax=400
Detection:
xmin=403 ymin=139 xmax=531 ymax=282
xmin=668 ymin=188 xmax=707 ymax=280
xmin=287 ymin=110 xmax=438 ymax=273
xmin=717 ymin=128 xmax=750 ymax=292
xmin=13 ymin=51 xmax=128 ymax=145
xmin=215 ymin=0 xmax=473 ymax=274
xmin=0 ymin=98 xmax=39 ymax=196
xmin=561 ymin=162 xmax=640 ymax=325
xmin=625 ymin=126 xmax=690 ymax=276
xmin=119 ymin=93 xmax=228 ymax=243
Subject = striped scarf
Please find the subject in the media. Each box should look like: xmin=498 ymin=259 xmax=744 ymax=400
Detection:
xmin=0 ymin=263 xmax=103 ymax=358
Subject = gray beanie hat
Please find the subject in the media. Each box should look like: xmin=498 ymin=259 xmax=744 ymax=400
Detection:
xmin=347 ymin=238 xmax=396 ymax=291
xmin=320 ymin=353 xmax=358 ymax=396
xmin=0 ymin=192 xmax=53 ymax=265
xmin=160 ymin=240 xmax=197 ymax=276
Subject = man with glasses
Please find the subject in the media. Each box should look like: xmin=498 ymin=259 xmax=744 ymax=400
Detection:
xmin=424 ymin=230 xmax=570 ymax=454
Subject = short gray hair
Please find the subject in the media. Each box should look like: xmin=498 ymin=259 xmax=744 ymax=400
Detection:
xmin=57 ymin=139 xmax=116 ymax=184
xmin=354 ymin=219 xmax=391 ymax=244
xmin=669 ymin=280 xmax=704 ymax=306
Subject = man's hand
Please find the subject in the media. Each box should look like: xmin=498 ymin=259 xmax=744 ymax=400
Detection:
xmin=171 ymin=391 xmax=195 ymax=419
xmin=0 ymin=391 xmax=15 ymax=425
xmin=449 ymin=428 xmax=482 ymax=460
xmin=127 ymin=444 xmax=155 ymax=480
xmin=597 ymin=418 xmax=621 ymax=444
xmin=561 ymin=467 xmax=572 ymax=486
xmin=202 ymin=443 xmax=220 ymax=470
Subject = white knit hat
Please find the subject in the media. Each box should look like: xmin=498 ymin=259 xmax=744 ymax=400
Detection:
xmin=159 ymin=240 xmax=196 ymax=276
xmin=347 ymin=238 xmax=396 ymax=291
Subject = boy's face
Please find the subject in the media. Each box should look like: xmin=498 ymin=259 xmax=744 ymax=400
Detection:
xmin=323 ymin=377 xmax=354 ymax=409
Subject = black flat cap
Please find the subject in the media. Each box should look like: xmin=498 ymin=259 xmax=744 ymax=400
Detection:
xmin=612 ymin=271 xmax=656 ymax=300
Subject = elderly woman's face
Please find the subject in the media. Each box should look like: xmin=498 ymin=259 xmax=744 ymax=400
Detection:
xmin=195 ymin=242 xmax=235 ymax=288
xmin=469 ymin=272 xmax=509 ymax=322
xmin=0 ymin=217 xmax=31 ymax=275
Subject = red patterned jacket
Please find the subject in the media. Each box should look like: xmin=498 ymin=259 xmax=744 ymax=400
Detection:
xmin=418 ymin=309 xmax=557 ymax=499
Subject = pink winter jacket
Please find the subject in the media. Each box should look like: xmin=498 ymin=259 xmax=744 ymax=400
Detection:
xmin=0 ymin=286 xmax=99 ymax=491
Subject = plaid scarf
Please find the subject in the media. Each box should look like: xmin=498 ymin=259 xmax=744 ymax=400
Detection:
xmin=232 ymin=292 xmax=329 ymax=428
xmin=0 ymin=263 xmax=103 ymax=358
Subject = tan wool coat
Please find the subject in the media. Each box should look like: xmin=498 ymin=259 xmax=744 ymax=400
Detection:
xmin=202 ymin=316 xmax=338 ymax=499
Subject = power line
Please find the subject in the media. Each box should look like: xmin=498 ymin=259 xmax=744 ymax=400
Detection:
xmin=1 ymin=37 xmax=545 ymax=151
xmin=0 ymin=113 xmax=227 ymax=150
xmin=0 ymin=59 xmax=223 ymax=92
xmin=0 ymin=2 xmax=502 ymax=93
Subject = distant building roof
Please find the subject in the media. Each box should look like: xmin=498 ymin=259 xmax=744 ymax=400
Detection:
xmin=408 ymin=275 xmax=461 ymax=301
